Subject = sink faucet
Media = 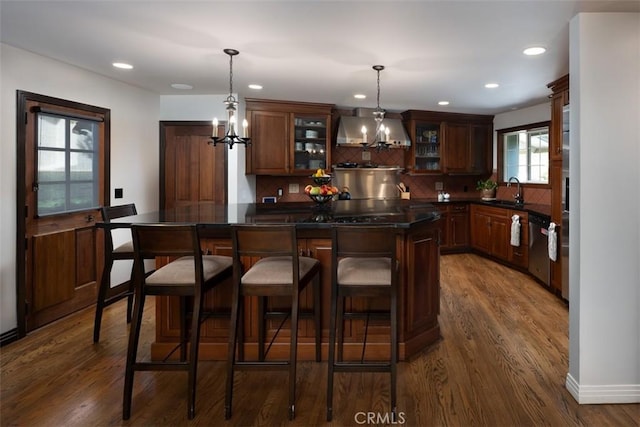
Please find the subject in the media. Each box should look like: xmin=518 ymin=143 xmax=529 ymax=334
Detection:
xmin=507 ymin=176 xmax=524 ymax=205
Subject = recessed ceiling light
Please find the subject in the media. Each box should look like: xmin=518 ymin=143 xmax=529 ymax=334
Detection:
xmin=438 ymin=101 xmax=450 ymax=106
xmin=485 ymin=83 xmax=499 ymax=89
xmin=171 ymin=83 xmax=193 ymax=90
xmin=248 ymin=84 xmax=263 ymax=90
xmin=523 ymin=46 xmax=546 ymax=56
xmin=112 ymin=62 xmax=133 ymax=70
xmin=354 ymin=94 xmax=366 ymax=99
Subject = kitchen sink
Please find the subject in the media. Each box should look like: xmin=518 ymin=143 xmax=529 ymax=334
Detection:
xmin=486 ymin=199 xmax=527 ymax=208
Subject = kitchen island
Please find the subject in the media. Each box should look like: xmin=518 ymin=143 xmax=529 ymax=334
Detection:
xmin=106 ymin=199 xmax=442 ymax=361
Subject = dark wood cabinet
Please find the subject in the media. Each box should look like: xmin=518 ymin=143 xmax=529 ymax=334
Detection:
xmin=438 ymin=203 xmax=469 ymax=253
xmin=547 ymin=75 xmax=568 ymax=294
xmin=508 ymin=210 xmax=529 ymax=269
xmin=245 ymin=99 xmax=333 ymax=175
xmin=402 ymin=110 xmax=493 ymax=175
xmin=470 ymin=205 xmax=511 ymax=262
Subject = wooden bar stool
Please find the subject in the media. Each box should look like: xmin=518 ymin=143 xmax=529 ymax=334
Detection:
xmin=94 ymin=203 xmax=138 ymax=343
xmin=326 ymin=225 xmax=399 ymax=422
xmin=122 ymin=224 xmax=233 ymax=420
xmin=225 ymin=224 xmax=321 ymax=420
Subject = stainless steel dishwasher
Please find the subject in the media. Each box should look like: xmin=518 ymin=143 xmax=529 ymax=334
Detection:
xmin=528 ymin=213 xmax=551 ymax=287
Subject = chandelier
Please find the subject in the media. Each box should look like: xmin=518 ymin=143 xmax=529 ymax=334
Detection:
xmin=361 ymin=65 xmax=391 ymax=152
xmin=209 ymin=49 xmax=250 ymax=149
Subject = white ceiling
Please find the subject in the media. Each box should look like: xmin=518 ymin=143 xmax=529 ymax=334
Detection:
xmin=1 ymin=0 xmax=638 ymax=115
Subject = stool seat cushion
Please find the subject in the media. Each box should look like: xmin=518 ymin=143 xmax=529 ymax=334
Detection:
xmin=147 ymin=255 xmax=233 ymax=285
xmin=242 ymin=256 xmax=319 ymax=285
xmin=337 ymin=257 xmax=391 ymax=286
xmin=113 ymin=240 xmax=134 ymax=253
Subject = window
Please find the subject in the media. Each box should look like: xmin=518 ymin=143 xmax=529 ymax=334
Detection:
xmin=498 ymin=122 xmax=549 ymax=185
xmin=36 ymin=112 xmax=100 ymax=215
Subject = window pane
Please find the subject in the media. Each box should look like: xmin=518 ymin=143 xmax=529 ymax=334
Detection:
xmin=70 ymin=152 xmax=94 ymax=181
xmin=502 ymin=126 xmax=549 ymax=184
xmin=38 ymin=150 xmax=66 ymax=182
xmin=70 ymin=119 xmax=96 ymax=150
xmin=70 ymin=182 xmax=97 ymax=210
xmin=38 ymin=183 xmax=66 ymax=215
xmin=38 ymin=115 xmax=66 ymax=148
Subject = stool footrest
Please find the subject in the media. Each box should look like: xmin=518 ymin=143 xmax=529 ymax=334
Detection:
xmin=332 ymin=362 xmax=391 ymax=373
xmin=233 ymin=361 xmax=290 ymax=371
xmin=132 ymin=362 xmax=189 ymax=372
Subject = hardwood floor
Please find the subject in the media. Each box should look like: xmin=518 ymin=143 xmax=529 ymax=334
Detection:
xmin=2 ymin=254 xmax=638 ymax=426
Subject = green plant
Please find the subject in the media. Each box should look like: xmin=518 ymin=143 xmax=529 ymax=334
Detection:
xmin=476 ymin=179 xmax=498 ymax=190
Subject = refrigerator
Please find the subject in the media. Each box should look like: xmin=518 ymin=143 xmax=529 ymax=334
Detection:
xmin=561 ymin=105 xmax=570 ymax=300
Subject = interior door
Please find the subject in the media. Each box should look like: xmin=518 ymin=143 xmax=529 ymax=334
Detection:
xmin=18 ymin=92 xmax=109 ymax=333
xmin=161 ymin=122 xmax=227 ymax=210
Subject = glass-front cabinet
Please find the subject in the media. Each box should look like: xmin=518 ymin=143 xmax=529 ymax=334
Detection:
xmin=294 ymin=116 xmax=328 ymax=172
xmin=413 ymin=123 xmax=442 ymax=173
xmin=246 ymin=99 xmax=332 ymax=175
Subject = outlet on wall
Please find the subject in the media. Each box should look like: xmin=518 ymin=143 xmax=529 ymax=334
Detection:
xmin=435 ymin=182 xmax=443 ymax=191
xmin=289 ymin=183 xmax=299 ymax=194
xmin=362 ymin=151 xmax=371 ymax=161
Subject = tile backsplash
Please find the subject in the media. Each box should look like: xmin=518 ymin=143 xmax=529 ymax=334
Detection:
xmin=255 ymin=145 xmax=550 ymax=205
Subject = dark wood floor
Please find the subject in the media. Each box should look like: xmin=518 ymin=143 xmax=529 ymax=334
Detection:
xmin=2 ymin=254 xmax=638 ymax=426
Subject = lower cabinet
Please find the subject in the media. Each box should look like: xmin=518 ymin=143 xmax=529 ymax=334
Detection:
xmin=437 ymin=203 xmax=469 ymax=253
xmin=470 ymin=205 xmax=529 ymax=267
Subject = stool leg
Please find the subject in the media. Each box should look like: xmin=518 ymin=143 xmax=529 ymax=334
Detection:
xmin=313 ymin=275 xmax=321 ymax=362
xmin=187 ymin=292 xmax=203 ymax=420
xmin=93 ymin=258 xmax=113 ymax=343
xmin=258 ymin=296 xmax=266 ymax=361
xmin=225 ymin=283 xmax=241 ymax=419
xmin=326 ymin=283 xmax=338 ymax=421
xmin=390 ymin=286 xmax=398 ymax=417
xmin=126 ymin=263 xmax=135 ymax=323
xmin=122 ymin=288 xmax=145 ymax=420
xmin=288 ymin=292 xmax=300 ymax=420
xmin=336 ymin=295 xmax=345 ymax=363
xmin=179 ymin=296 xmax=188 ymax=362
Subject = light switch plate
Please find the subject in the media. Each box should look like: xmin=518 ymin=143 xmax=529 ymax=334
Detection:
xmin=362 ymin=151 xmax=371 ymax=161
xmin=289 ymin=183 xmax=299 ymax=194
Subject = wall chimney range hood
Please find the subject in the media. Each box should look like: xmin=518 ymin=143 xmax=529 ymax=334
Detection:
xmin=336 ymin=108 xmax=411 ymax=147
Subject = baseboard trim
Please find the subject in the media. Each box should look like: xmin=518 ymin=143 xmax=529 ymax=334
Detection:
xmin=566 ymin=372 xmax=640 ymax=404
xmin=0 ymin=328 xmax=19 ymax=347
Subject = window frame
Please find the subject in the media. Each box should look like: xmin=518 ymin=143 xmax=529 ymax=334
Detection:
xmin=497 ymin=120 xmax=551 ymax=188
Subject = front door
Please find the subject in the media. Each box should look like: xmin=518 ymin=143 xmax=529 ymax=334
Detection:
xmin=17 ymin=91 xmax=109 ymax=334
xmin=160 ymin=122 xmax=227 ymax=210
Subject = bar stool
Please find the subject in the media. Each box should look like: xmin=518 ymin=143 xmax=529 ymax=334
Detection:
xmin=94 ymin=203 xmax=138 ymax=343
xmin=326 ymin=225 xmax=399 ymax=422
xmin=122 ymin=224 xmax=233 ymax=420
xmin=225 ymin=224 xmax=321 ymax=420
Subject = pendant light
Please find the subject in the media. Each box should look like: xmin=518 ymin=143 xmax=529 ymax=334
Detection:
xmin=209 ymin=49 xmax=250 ymax=149
xmin=361 ymin=65 xmax=391 ymax=151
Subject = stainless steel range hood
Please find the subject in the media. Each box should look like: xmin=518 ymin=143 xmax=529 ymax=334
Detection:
xmin=336 ymin=109 xmax=411 ymax=147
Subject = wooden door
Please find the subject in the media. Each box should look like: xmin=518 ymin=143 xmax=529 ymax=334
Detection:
xmin=161 ymin=122 xmax=227 ymax=210
xmin=470 ymin=210 xmax=492 ymax=253
xmin=470 ymin=124 xmax=492 ymax=174
xmin=449 ymin=210 xmax=469 ymax=249
xmin=18 ymin=92 xmax=109 ymax=333
xmin=490 ymin=215 xmax=510 ymax=261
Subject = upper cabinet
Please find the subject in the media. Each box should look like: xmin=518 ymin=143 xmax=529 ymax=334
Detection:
xmin=245 ymin=99 xmax=333 ymax=175
xmin=402 ymin=110 xmax=494 ymax=175
xmin=547 ymin=75 xmax=569 ymax=162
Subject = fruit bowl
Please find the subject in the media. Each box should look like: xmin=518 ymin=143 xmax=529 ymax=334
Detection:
xmin=309 ymin=194 xmax=335 ymax=204
xmin=311 ymin=175 xmax=332 ymax=185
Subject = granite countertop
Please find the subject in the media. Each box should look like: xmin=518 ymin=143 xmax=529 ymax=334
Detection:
xmin=409 ymin=197 xmax=552 ymax=218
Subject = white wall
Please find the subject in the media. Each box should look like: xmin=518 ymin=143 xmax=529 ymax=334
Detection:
xmin=566 ymin=13 xmax=640 ymax=403
xmin=0 ymin=44 xmax=160 ymax=334
xmin=159 ymin=95 xmax=255 ymax=203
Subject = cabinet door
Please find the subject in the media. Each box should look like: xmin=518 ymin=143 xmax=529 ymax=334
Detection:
xmin=470 ymin=124 xmax=492 ymax=174
xmin=409 ymin=122 xmax=442 ymax=173
xmin=443 ymin=123 xmax=470 ymax=173
xmin=449 ymin=210 xmax=469 ymax=249
xmin=490 ymin=215 xmax=510 ymax=261
xmin=247 ymin=110 xmax=290 ymax=174
xmin=470 ymin=210 xmax=492 ymax=253
xmin=550 ymin=94 xmax=565 ymax=162
xmin=508 ymin=218 xmax=529 ymax=268
xmin=435 ymin=206 xmax=449 ymax=249
xmin=293 ymin=115 xmax=329 ymax=174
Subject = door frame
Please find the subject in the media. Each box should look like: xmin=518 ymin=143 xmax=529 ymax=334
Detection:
xmin=15 ymin=90 xmax=111 ymax=338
